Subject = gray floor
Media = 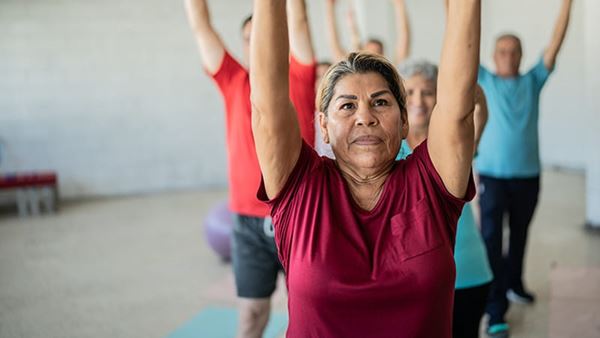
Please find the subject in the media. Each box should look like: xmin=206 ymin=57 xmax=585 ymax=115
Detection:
xmin=0 ymin=170 xmax=598 ymax=338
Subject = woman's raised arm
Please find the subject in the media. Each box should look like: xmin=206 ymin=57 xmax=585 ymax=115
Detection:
xmin=428 ymin=0 xmax=481 ymax=198
xmin=250 ymin=0 xmax=303 ymax=199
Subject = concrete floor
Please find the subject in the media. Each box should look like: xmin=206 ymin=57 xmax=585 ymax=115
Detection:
xmin=0 ymin=170 xmax=598 ymax=338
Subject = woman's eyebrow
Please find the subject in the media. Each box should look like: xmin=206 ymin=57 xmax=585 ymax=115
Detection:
xmin=371 ymin=90 xmax=392 ymax=98
xmin=335 ymin=94 xmax=358 ymax=101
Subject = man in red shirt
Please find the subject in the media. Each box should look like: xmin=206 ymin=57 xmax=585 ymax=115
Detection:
xmin=184 ymin=0 xmax=316 ymax=337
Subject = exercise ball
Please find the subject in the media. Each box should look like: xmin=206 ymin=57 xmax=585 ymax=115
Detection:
xmin=204 ymin=201 xmax=233 ymax=261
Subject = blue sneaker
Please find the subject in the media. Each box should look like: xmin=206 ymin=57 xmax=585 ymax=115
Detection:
xmin=487 ymin=323 xmax=510 ymax=338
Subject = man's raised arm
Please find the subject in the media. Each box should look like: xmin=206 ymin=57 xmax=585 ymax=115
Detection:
xmin=392 ymin=0 xmax=411 ymax=64
xmin=544 ymin=0 xmax=574 ymax=70
xmin=184 ymin=0 xmax=227 ymax=74
xmin=325 ymin=0 xmax=348 ymax=62
xmin=288 ymin=0 xmax=315 ymax=64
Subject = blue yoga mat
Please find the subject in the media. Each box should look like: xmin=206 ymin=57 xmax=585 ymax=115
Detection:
xmin=166 ymin=307 xmax=288 ymax=338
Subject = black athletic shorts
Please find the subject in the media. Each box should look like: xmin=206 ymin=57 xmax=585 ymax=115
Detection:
xmin=231 ymin=214 xmax=283 ymax=298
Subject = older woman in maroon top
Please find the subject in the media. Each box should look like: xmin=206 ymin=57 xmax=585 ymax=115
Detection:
xmin=250 ymin=0 xmax=481 ymax=337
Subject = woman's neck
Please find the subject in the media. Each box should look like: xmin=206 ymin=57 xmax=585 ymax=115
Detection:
xmin=337 ymin=161 xmax=394 ymax=211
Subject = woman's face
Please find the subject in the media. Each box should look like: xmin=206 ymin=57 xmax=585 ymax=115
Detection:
xmin=405 ymin=74 xmax=436 ymax=131
xmin=319 ymin=72 xmax=406 ymax=172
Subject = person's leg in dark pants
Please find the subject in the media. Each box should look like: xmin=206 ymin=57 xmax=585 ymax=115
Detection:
xmin=231 ymin=215 xmax=282 ymax=338
xmin=479 ymin=175 xmax=510 ymax=327
xmin=453 ymin=282 xmax=491 ymax=338
xmin=506 ymin=176 xmax=540 ymax=303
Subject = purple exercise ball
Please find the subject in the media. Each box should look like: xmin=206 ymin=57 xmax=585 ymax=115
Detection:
xmin=204 ymin=201 xmax=233 ymax=261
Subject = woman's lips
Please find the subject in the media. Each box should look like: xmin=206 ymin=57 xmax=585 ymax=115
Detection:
xmin=353 ymin=135 xmax=383 ymax=145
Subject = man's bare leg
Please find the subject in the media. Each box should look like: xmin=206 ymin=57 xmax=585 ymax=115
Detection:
xmin=236 ymin=298 xmax=271 ymax=338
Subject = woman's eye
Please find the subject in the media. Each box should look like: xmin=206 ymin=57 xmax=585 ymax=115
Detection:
xmin=374 ymin=99 xmax=389 ymax=106
xmin=340 ymin=102 xmax=355 ymax=110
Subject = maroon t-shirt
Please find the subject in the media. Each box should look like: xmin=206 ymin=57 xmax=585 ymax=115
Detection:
xmin=259 ymin=140 xmax=475 ymax=338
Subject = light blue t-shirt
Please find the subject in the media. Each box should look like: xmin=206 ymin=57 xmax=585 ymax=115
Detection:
xmin=476 ymin=57 xmax=553 ymax=178
xmin=395 ymin=139 xmax=413 ymax=161
xmin=397 ymin=140 xmax=493 ymax=289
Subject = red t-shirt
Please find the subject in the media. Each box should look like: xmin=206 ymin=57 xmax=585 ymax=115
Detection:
xmin=211 ymin=52 xmax=316 ymax=217
xmin=259 ymin=141 xmax=475 ymax=338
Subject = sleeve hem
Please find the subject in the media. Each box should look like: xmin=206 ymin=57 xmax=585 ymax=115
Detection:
xmin=206 ymin=52 xmax=228 ymax=78
xmin=414 ymin=140 xmax=477 ymax=204
xmin=257 ymin=140 xmax=314 ymax=206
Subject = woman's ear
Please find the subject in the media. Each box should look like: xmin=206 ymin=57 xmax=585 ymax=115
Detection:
xmin=319 ymin=112 xmax=330 ymax=144
xmin=400 ymin=111 xmax=409 ymax=139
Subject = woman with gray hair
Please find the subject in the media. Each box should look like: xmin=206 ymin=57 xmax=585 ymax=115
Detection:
xmin=398 ymin=58 xmax=493 ymax=338
xmin=249 ymin=0 xmax=480 ymax=336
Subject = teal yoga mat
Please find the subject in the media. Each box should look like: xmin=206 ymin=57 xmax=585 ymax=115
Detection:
xmin=167 ymin=307 xmax=288 ymax=338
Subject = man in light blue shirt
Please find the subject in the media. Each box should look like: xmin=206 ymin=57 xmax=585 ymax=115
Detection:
xmin=476 ymin=1 xmax=574 ymax=337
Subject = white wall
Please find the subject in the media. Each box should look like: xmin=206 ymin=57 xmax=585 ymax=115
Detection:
xmin=0 ymin=0 xmax=592 ymax=198
xmin=0 ymin=0 xmax=252 ymax=197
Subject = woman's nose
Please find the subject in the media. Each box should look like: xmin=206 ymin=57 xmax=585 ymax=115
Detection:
xmin=355 ymin=104 xmax=378 ymax=126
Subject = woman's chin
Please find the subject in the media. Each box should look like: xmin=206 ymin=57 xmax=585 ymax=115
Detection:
xmin=348 ymin=152 xmax=392 ymax=170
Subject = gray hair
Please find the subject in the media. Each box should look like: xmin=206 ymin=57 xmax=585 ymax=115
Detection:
xmin=399 ymin=59 xmax=438 ymax=84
